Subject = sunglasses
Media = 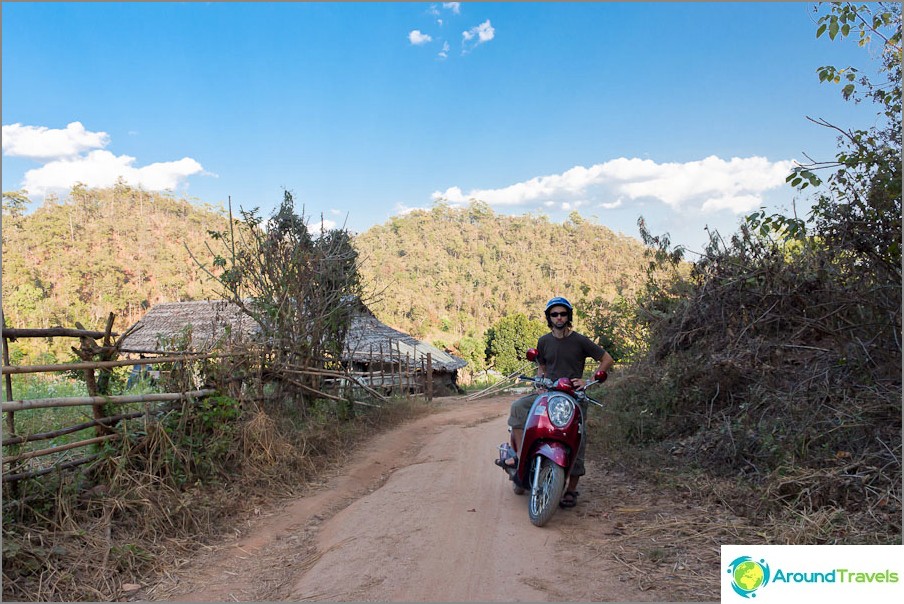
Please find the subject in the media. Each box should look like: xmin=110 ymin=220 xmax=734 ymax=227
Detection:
xmin=549 ymin=311 xmax=569 ymax=318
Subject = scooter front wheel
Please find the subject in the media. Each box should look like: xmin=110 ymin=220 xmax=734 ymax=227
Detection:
xmin=528 ymin=456 xmax=566 ymax=527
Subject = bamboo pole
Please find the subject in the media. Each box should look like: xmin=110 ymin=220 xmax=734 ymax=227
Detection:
xmin=1 ymin=352 xmax=229 ymax=375
xmin=2 ymin=327 xmax=118 ymax=340
xmin=426 ymin=352 xmax=433 ymax=402
xmin=280 ymin=367 xmax=390 ymax=402
xmin=1 ymin=389 xmax=216 ymax=413
xmin=2 ymin=406 xmax=172 ymax=447
xmin=465 ymin=366 xmax=526 ymax=401
xmin=379 ymin=343 xmax=384 ymax=390
xmin=396 ymin=340 xmax=405 ymax=396
xmin=285 ymin=377 xmax=381 ymax=408
xmin=3 ymin=336 xmax=14 ymax=433
xmin=3 ymin=433 xmax=120 ymax=464
xmin=2 ymin=316 xmax=22 ymax=494
xmin=369 ymin=345 xmax=374 ymax=391
xmin=405 ymin=351 xmax=411 ymax=395
xmin=2 ymin=453 xmax=102 ymax=483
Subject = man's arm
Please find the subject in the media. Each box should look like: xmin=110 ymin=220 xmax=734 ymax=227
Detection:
xmin=596 ymin=351 xmax=615 ymax=374
xmin=573 ymin=351 xmax=614 ymax=388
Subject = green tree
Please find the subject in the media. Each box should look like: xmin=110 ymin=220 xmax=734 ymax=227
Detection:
xmin=578 ymin=293 xmax=647 ymax=363
xmin=485 ymin=313 xmax=547 ymax=376
xmin=194 ymin=190 xmax=365 ymax=411
xmin=2 ymin=190 xmax=30 ymax=224
xmin=757 ymin=1 xmax=901 ymax=280
xmin=454 ymin=335 xmax=489 ymax=374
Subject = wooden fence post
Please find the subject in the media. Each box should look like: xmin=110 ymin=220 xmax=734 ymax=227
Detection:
xmin=2 ymin=315 xmax=22 ymax=495
xmin=73 ymin=322 xmax=110 ymax=437
xmin=396 ymin=341 xmax=403 ymax=397
xmin=3 ymin=336 xmax=14 ymax=426
xmin=2 ymin=310 xmax=15 ymax=433
xmin=426 ymin=353 xmax=433 ymax=402
xmin=405 ymin=352 xmax=411 ymax=395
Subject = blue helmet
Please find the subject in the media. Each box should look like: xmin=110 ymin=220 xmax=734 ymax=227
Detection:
xmin=544 ymin=296 xmax=573 ymax=327
xmin=545 ymin=297 xmax=573 ymax=313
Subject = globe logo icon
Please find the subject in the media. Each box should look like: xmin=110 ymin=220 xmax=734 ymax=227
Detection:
xmin=727 ymin=556 xmax=770 ymax=598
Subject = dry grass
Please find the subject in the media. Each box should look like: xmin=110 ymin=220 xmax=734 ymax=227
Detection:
xmin=1 ymin=393 xmax=434 ymax=602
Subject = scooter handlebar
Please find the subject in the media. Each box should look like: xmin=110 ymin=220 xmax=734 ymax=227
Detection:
xmin=518 ymin=375 xmax=555 ymax=389
xmin=519 ymin=375 xmax=606 ymax=407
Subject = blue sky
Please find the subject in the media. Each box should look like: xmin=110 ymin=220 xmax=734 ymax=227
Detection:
xmin=1 ymin=2 xmax=882 ymax=253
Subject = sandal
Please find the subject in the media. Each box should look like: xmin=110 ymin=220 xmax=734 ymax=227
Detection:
xmin=494 ymin=456 xmax=518 ymax=469
xmin=559 ymin=490 xmax=579 ymax=508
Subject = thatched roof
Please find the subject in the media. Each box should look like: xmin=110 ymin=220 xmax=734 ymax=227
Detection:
xmin=345 ymin=309 xmax=467 ymax=373
xmin=122 ymin=299 xmax=467 ymax=373
xmin=121 ymin=300 xmax=258 ymax=351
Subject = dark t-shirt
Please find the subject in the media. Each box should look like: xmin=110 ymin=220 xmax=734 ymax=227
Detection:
xmin=536 ymin=331 xmax=607 ymax=380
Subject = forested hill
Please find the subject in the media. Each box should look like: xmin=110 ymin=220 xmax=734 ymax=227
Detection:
xmin=353 ymin=202 xmax=650 ymax=342
xmin=2 ymin=187 xmax=651 ymax=359
xmin=1 ymin=186 xmax=227 ymax=351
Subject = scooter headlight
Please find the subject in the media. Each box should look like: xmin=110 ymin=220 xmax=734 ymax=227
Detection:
xmin=546 ymin=394 xmax=575 ymax=428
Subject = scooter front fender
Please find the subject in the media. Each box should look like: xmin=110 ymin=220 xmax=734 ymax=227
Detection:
xmin=533 ymin=441 xmax=570 ymax=469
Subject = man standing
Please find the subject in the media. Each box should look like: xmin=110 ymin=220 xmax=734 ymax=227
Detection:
xmin=505 ymin=296 xmax=614 ymax=508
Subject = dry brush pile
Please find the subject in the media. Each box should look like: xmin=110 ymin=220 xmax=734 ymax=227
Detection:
xmin=596 ymin=225 xmax=901 ymax=545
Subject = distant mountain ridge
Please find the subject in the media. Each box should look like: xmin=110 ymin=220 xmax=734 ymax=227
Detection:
xmin=2 ymin=188 xmax=650 ymax=359
xmin=352 ymin=201 xmax=650 ymax=343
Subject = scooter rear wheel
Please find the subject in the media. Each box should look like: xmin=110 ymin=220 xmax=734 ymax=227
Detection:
xmin=528 ymin=456 xmax=566 ymax=527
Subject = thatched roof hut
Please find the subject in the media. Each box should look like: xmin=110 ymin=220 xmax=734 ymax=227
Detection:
xmin=121 ymin=299 xmax=466 ymax=374
xmin=345 ymin=308 xmax=467 ymax=373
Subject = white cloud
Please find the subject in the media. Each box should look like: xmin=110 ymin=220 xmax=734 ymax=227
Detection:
xmin=443 ymin=2 xmax=461 ymax=14
xmin=312 ymin=217 xmax=337 ymax=231
xmin=700 ymin=194 xmax=763 ymax=213
xmin=5 ymin=120 xmax=208 ymax=197
xmin=408 ymin=30 xmax=432 ymax=45
xmin=438 ymin=41 xmax=450 ymax=59
xmin=394 ymin=202 xmax=426 ymax=216
xmin=22 ymin=149 xmax=204 ymax=196
xmin=432 ymin=155 xmax=795 ymax=216
xmin=462 ymin=19 xmax=494 ymax=51
xmin=2 ymin=121 xmax=109 ymax=160
xmin=614 ymin=156 xmax=793 ymax=211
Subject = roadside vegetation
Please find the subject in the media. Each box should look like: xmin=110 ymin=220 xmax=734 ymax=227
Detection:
xmin=1 ymin=198 xmax=438 ymax=601
xmin=586 ymin=0 xmax=901 ymax=547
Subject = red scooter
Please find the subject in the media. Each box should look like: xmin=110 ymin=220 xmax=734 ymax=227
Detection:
xmin=495 ymin=348 xmax=607 ymax=526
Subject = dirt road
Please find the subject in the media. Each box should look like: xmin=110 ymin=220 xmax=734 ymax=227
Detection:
xmin=145 ymin=396 xmax=691 ymax=602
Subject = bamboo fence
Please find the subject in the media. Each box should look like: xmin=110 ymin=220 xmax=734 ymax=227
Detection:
xmin=2 ymin=318 xmax=436 ymax=484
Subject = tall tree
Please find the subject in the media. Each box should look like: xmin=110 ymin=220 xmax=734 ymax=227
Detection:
xmin=485 ymin=313 xmax=548 ymax=376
